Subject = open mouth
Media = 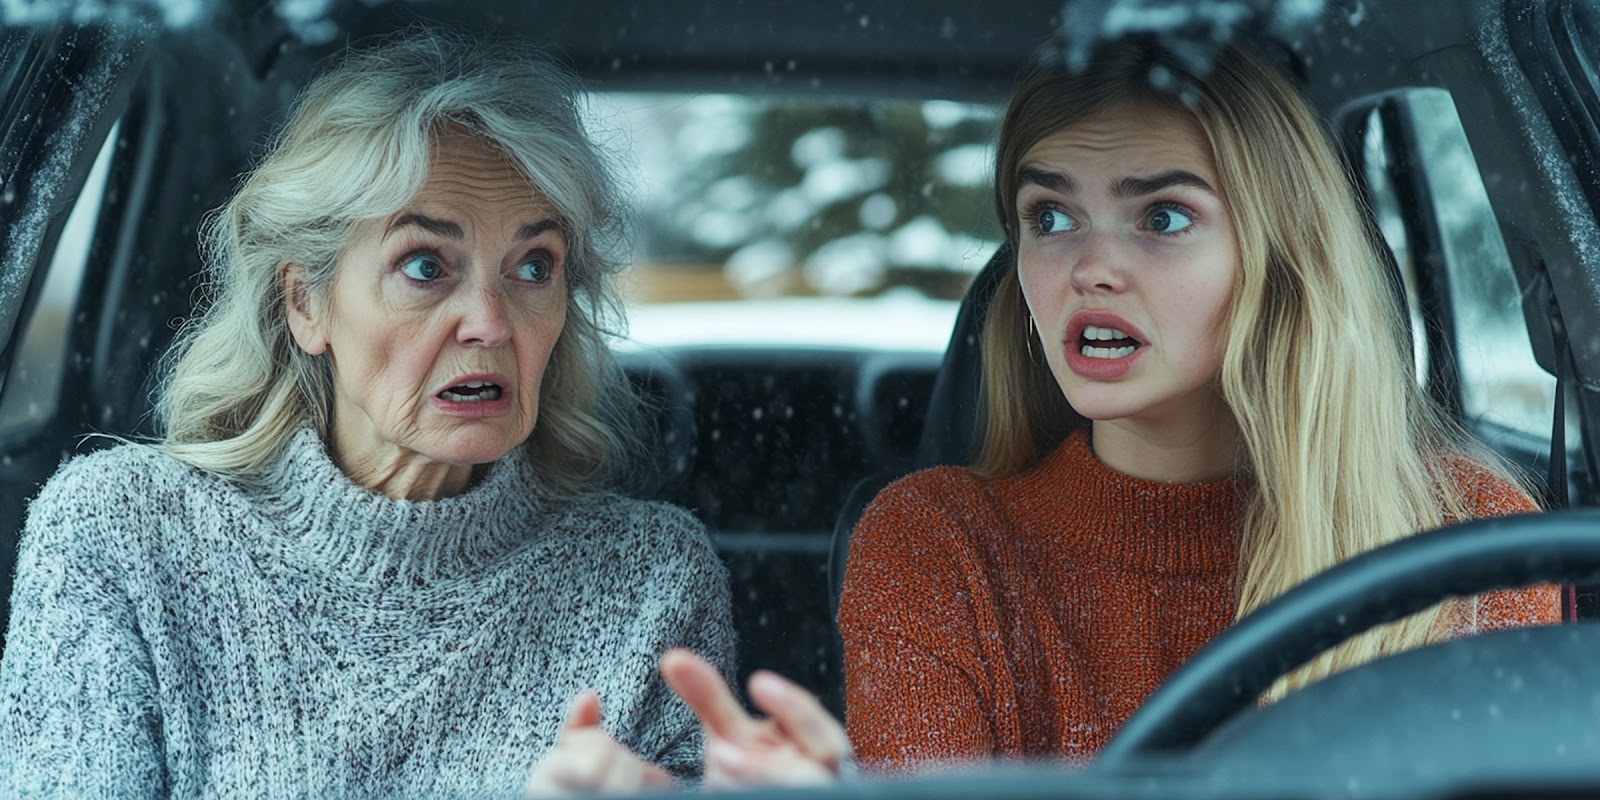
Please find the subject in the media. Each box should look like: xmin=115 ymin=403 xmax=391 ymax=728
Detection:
xmin=1078 ymin=325 xmax=1142 ymax=359
xmin=437 ymin=380 xmax=504 ymax=403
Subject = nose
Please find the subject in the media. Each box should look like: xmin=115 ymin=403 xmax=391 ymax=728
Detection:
xmin=454 ymin=284 xmax=513 ymax=348
xmin=1068 ymin=230 xmax=1128 ymax=295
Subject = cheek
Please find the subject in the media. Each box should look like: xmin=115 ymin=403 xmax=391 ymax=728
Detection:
xmin=1181 ymin=258 xmax=1239 ymax=364
xmin=1184 ymin=278 xmax=1234 ymax=335
xmin=517 ymin=303 xmax=568 ymax=388
xmin=1016 ymin=251 xmax=1061 ymax=322
xmin=1205 ymin=256 xmax=1241 ymax=334
xmin=329 ymin=298 xmax=444 ymax=390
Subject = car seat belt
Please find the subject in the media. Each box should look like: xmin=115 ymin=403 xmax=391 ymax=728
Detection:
xmin=1546 ymin=287 xmax=1579 ymax=622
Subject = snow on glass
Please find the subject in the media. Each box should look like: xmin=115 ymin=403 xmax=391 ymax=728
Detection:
xmin=0 ymin=29 xmax=130 ymax=351
xmin=1 ymin=0 xmax=344 ymax=42
xmin=1058 ymin=0 xmax=1325 ymax=92
xmin=1481 ymin=5 xmax=1600 ymax=373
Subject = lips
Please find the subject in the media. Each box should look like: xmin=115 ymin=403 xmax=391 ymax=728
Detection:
xmin=1079 ymin=324 xmax=1141 ymax=359
xmin=437 ymin=380 xmax=502 ymax=402
xmin=1064 ymin=311 xmax=1146 ymax=379
xmin=430 ymin=372 xmax=514 ymax=418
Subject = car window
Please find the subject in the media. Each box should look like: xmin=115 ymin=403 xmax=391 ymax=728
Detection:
xmin=1359 ymin=109 xmax=1429 ymax=386
xmin=589 ymin=93 xmax=1001 ymax=351
xmin=1356 ymin=89 xmax=1561 ymax=442
xmin=0 ymin=122 xmax=116 ymax=438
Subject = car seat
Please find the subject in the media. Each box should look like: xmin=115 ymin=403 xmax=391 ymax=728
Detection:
xmin=827 ymin=243 xmax=1011 ymax=619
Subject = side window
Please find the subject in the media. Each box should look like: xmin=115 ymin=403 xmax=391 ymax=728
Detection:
xmin=1359 ymin=110 xmax=1428 ymax=385
xmin=1355 ymin=89 xmax=1559 ymax=440
xmin=0 ymin=123 xmax=117 ymax=438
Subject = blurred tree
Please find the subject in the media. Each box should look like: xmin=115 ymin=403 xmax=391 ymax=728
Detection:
xmin=631 ymin=96 xmax=1002 ymax=301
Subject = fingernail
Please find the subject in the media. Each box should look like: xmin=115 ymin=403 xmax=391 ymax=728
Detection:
xmin=750 ymin=671 xmax=791 ymax=699
xmin=708 ymin=738 xmax=745 ymax=767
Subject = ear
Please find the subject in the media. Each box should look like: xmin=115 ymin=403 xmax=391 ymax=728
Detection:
xmin=280 ymin=263 xmax=329 ymax=357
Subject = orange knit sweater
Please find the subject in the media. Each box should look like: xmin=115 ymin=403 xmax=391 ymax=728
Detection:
xmin=837 ymin=429 xmax=1560 ymax=770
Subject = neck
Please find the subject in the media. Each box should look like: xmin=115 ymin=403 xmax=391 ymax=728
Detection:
xmin=1090 ymin=403 xmax=1242 ymax=483
xmin=330 ymin=418 xmax=478 ymax=501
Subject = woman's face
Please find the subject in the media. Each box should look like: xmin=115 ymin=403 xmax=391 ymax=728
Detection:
xmin=1015 ymin=100 xmax=1240 ymax=433
xmin=287 ymin=133 xmax=568 ymax=482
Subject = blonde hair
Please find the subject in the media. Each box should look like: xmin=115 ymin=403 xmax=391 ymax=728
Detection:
xmin=979 ymin=38 xmax=1516 ymax=698
xmin=155 ymin=29 xmax=637 ymax=497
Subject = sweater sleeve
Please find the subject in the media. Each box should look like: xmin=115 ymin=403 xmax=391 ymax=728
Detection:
xmin=1459 ymin=463 xmax=1562 ymax=630
xmin=614 ymin=504 xmax=736 ymax=782
xmin=0 ymin=463 xmax=167 ymax=797
xmin=837 ymin=470 xmax=1008 ymax=772
xmin=1438 ymin=456 xmax=1562 ymax=631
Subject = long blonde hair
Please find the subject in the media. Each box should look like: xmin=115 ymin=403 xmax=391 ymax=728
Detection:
xmin=155 ymin=30 xmax=638 ymax=497
xmin=978 ymin=38 xmax=1513 ymax=698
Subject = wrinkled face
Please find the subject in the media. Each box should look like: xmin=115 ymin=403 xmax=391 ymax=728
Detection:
xmin=1015 ymin=100 xmax=1240 ymax=428
xmin=288 ymin=133 xmax=569 ymax=469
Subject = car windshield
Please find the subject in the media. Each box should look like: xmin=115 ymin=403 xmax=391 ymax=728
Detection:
xmin=593 ymin=92 xmax=1000 ymax=351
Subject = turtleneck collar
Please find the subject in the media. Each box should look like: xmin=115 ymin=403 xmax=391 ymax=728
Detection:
xmin=1003 ymin=428 xmax=1247 ymax=576
xmin=247 ymin=427 xmax=551 ymax=586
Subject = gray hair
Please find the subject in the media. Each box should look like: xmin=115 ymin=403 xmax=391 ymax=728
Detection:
xmin=155 ymin=29 xmax=637 ymax=496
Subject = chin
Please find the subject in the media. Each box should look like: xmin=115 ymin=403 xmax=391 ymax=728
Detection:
xmin=1070 ymin=404 xmax=1144 ymax=423
xmin=427 ymin=426 xmax=527 ymax=465
xmin=1058 ymin=383 xmax=1143 ymax=422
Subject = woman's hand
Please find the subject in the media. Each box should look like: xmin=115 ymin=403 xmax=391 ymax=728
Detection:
xmin=661 ymin=648 xmax=850 ymax=788
xmin=524 ymin=690 xmax=675 ymax=797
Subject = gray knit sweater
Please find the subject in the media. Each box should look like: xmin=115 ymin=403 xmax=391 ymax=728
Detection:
xmin=0 ymin=429 xmax=735 ymax=798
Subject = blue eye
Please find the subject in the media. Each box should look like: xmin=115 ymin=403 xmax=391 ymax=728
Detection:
xmin=400 ymin=253 xmax=444 ymax=282
xmin=1032 ymin=205 xmax=1076 ymax=235
xmin=1148 ymin=206 xmax=1197 ymax=235
xmin=516 ymin=256 xmax=553 ymax=284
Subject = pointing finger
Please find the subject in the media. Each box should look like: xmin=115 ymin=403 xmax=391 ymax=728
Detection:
xmin=559 ymin=690 xmax=603 ymax=738
xmin=661 ymin=648 xmax=760 ymax=742
xmin=748 ymin=670 xmax=850 ymax=767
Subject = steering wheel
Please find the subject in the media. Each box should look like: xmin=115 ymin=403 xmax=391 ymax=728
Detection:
xmin=1095 ymin=509 xmax=1600 ymax=768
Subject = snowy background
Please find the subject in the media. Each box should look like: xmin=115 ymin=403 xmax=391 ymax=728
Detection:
xmin=588 ymin=92 xmax=1003 ymax=353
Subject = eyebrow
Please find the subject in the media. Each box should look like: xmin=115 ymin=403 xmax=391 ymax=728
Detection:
xmin=1017 ymin=166 xmax=1074 ymax=195
xmin=1016 ymin=166 xmax=1216 ymax=199
xmin=514 ymin=219 xmax=562 ymax=241
xmin=1113 ymin=170 xmax=1216 ymax=199
xmin=388 ymin=213 xmax=562 ymax=242
xmin=390 ymin=213 xmax=462 ymax=240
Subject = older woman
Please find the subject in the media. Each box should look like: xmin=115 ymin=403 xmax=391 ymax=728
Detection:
xmin=0 ymin=31 xmax=733 ymax=797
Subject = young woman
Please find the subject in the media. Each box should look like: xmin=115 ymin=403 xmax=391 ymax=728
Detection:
xmin=836 ymin=37 xmax=1561 ymax=770
xmin=521 ymin=34 xmax=1565 ymax=792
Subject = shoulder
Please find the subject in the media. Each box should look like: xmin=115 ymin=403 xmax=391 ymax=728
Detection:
xmin=1434 ymin=451 xmax=1540 ymax=520
xmin=555 ymin=491 xmax=707 ymax=537
xmin=853 ymin=465 xmax=998 ymax=555
xmin=841 ymin=466 xmax=1010 ymax=634
xmin=550 ymin=491 xmax=717 ymax=562
xmin=31 ymin=441 xmax=211 ymax=525
xmin=861 ymin=465 xmax=996 ymax=524
xmin=20 ymin=441 xmax=223 ymax=572
xmin=546 ymin=494 xmax=730 ymax=633
xmin=863 ymin=466 xmax=993 ymax=525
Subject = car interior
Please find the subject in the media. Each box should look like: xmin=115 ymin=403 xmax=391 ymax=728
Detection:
xmin=2 ymin=0 xmax=1599 ymax=796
